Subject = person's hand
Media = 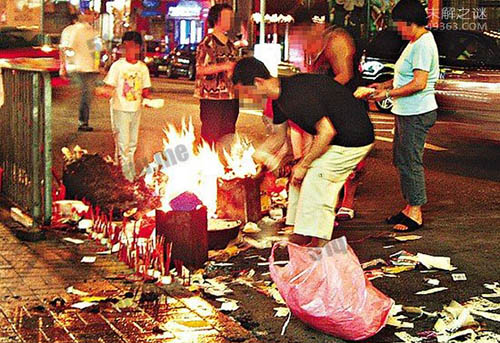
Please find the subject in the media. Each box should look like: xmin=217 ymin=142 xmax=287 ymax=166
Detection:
xmin=370 ymin=89 xmax=388 ymax=102
xmin=59 ymin=68 xmax=68 ymax=80
xmin=291 ymin=163 xmax=308 ymax=187
xmin=94 ymin=86 xmax=113 ymax=98
xmin=367 ymin=82 xmax=386 ymax=90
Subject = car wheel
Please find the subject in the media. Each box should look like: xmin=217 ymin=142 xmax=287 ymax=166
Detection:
xmin=188 ymin=65 xmax=195 ymax=80
xmin=375 ymin=96 xmax=394 ymax=113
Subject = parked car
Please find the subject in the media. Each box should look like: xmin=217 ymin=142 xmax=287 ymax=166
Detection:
xmin=143 ymin=40 xmax=169 ymax=75
xmin=153 ymin=43 xmax=197 ymax=80
xmin=361 ymin=29 xmax=500 ymax=116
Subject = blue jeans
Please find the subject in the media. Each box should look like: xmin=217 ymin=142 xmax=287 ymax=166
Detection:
xmin=393 ymin=110 xmax=437 ymax=206
xmin=70 ymin=72 xmax=98 ymax=126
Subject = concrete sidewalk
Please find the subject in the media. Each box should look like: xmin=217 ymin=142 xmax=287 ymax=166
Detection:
xmin=0 ymin=209 xmax=259 ymax=343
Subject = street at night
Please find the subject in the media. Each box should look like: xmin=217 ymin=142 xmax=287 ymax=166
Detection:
xmin=1 ymin=0 xmax=500 ymax=342
xmin=0 ymin=77 xmax=498 ymax=342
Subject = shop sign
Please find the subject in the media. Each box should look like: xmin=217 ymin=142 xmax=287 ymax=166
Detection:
xmin=168 ymin=1 xmax=201 ymax=18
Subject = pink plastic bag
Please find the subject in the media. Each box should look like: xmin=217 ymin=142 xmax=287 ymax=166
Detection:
xmin=269 ymin=237 xmax=394 ymax=341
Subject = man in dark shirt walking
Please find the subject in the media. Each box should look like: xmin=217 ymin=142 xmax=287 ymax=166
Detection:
xmin=233 ymin=57 xmax=374 ymax=247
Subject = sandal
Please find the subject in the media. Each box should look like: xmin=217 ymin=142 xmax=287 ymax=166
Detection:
xmin=386 ymin=211 xmax=406 ymax=224
xmin=393 ymin=216 xmax=423 ymax=232
xmin=336 ymin=207 xmax=354 ymax=221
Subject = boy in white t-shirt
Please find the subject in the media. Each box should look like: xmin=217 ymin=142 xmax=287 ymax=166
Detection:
xmin=95 ymin=31 xmax=152 ymax=181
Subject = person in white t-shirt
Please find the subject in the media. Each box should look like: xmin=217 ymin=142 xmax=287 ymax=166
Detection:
xmin=60 ymin=9 xmax=101 ymax=132
xmin=95 ymin=31 xmax=152 ymax=182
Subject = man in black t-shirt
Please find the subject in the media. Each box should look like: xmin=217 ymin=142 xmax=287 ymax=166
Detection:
xmin=233 ymin=57 xmax=374 ymax=247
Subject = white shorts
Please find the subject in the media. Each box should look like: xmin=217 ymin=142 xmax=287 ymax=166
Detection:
xmin=287 ymin=143 xmax=373 ymax=240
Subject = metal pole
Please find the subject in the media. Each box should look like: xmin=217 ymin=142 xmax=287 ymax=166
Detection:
xmin=259 ymin=0 xmax=265 ymax=44
xmin=31 ymin=73 xmax=41 ymax=228
xmin=40 ymin=0 xmax=44 ymax=35
xmin=284 ymin=23 xmax=289 ymax=61
xmin=42 ymin=72 xmax=52 ymax=225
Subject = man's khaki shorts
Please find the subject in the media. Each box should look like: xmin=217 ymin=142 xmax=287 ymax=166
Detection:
xmin=287 ymin=143 xmax=373 ymax=240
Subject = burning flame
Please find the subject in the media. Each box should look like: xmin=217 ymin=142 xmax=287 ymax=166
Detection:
xmin=143 ymin=120 xmax=257 ymax=216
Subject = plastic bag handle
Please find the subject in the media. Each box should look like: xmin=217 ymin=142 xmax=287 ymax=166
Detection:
xmin=269 ymin=241 xmax=288 ymax=265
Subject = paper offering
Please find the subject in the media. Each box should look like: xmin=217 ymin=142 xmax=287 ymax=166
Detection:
xmin=143 ymin=98 xmax=165 ymax=108
xmin=353 ymin=87 xmax=376 ymax=99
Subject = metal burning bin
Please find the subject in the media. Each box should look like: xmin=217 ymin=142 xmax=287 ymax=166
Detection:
xmin=156 ymin=175 xmax=263 ymax=268
xmin=156 ymin=206 xmax=208 ymax=269
xmin=216 ymin=176 xmax=263 ymax=224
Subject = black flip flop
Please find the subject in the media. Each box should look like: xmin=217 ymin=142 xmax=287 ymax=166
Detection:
xmin=386 ymin=211 xmax=406 ymax=224
xmin=393 ymin=216 xmax=423 ymax=232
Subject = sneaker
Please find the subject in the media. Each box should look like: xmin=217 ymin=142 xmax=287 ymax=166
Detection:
xmin=78 ymin=125 xmax=93 ymax=132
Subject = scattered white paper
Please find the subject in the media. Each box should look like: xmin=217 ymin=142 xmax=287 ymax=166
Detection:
xmin=395 ymin=235 xmax=422 ymax=242
xmin=452 ymin=273 xmax=467 ymax=281
xmin=383 ymin=245 xmax=396 ymax=249
xmin=243 ymin=222 xmax=261 ymax=234
xmin=211 ymin=263 xmax=234 ymax=267
xmin=416 ymin=287 xmax=448 ymax=295
xmin=361 ymin=258 xmax=387 ymax=270
xmin=387 ymin=316 xmax=414 ymax=329
xmin=258 ymin=261 xmax=288 ymax=266
xmin=427 ymin=278 xmax=440 ymax=286
xmin=437 ymin=329 xmax=476 ymax=343
xmin=482 ymin=282 xmax=500 ymax=298
xmin=112 ymin=243 xmax=120 ymax=253
xmin=435 ymin=301 xmax=477 ymax=334
xmin=464 ymin=297 xmax=500 ymax=312
xmin=281 ymin=311 xmax=292 ymax=336
xmin=71 ymin=301 xmax=97 ymax=309
xmin=63 ymin=237 xmax=85 ymax=245
xmin=470 ymin=309 xmax=500 ymax=322
xmin=220 ymin=301 xmax=239 ymax=312
xmin=96 ymin=250 xmax=112 ymax=255
xmin=81 ymin=256 xmax=96 ymax=264
xmin=78 ymin=219 xmax=93 ymax=230
xmin=417 ymin=253 xmax=456 ymax=271
xmin=269 ymin=208 xmax=283 ymax=220
xmin=274 ymin=307 xmax=290 ymax=317
xmin=66 ymin=286 xmax=89 ymax=296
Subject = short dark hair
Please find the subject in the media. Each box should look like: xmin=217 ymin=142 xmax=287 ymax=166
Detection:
xmin=232 ymin=57 xmax=271 ymax=86
xmin=207 ymin=4 xmax=232 ymax=28
xmin=392 ymin=0 xmax=428 ymax=26
xmin=122 ymin=31 xmax=143 ymax=46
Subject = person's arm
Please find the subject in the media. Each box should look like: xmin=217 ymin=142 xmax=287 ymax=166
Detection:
xmin=372 ymin=38 xmax=434 ymax=101
xmin=323 ymin=30 xmax=355 ymax=86
xmin=291 ymin=117 xmax=336 ymax=187
xmin=195 ymin=40 xmax=235 ymax=76
xmin=59 ymin=48 xmax=68 ymax=78
xmin=142 ymin=65 xmax=152 ymax=99
xmin=371 ymin=69 xmax=428 ymax=101
xmin=368 ymin=79 xmax=393 ymax=90
xmin=196 ymin=62 xmax=235 ymax=76
xmin=142 ymin=88 xmax=152 ymax=99
xmin=253 ymin=122 xmax=289 ymax=166
xmin=59 ymin=27 xmax=72 ymax=78
xmin=95 ymin=63 xmax=117 ymax=98
xmin=95 ymin=84 xmax=115 ymax=98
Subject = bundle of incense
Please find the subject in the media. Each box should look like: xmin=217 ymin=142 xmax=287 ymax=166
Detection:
xmin=174 ymin=259 xmax=184 ymax=284
xmin=165 ymin=242 xmax=172 ymax=277
xmin=143 ymin=241 xmax=153 ymax=279
xmin=157 ymin=237 xmax=166 ymax=275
